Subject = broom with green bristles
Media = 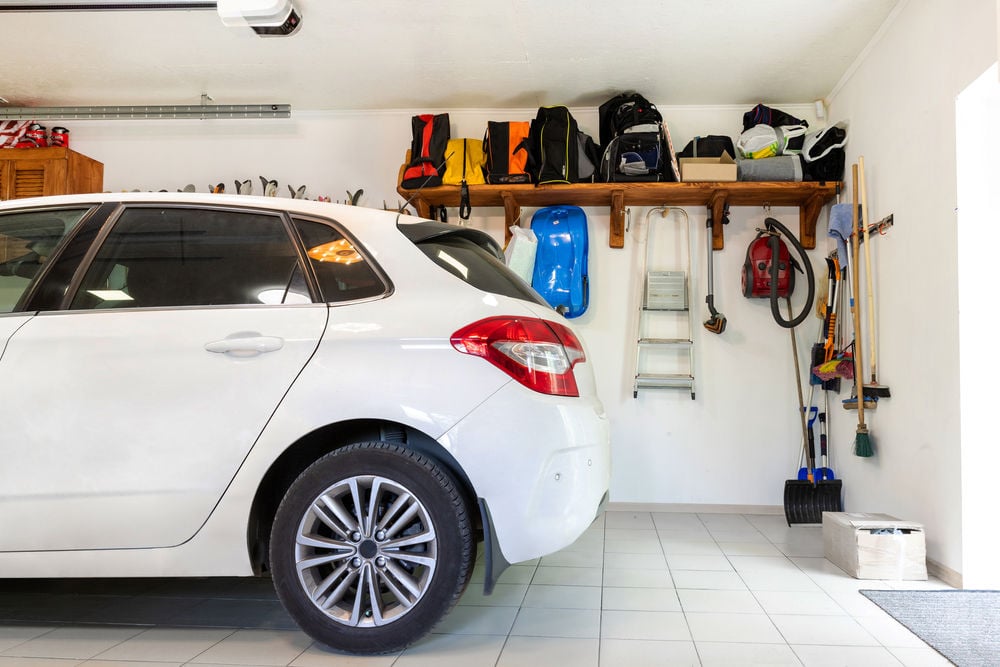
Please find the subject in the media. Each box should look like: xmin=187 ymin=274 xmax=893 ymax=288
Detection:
xmin=850 ymin=164 xmax=873 ymax=457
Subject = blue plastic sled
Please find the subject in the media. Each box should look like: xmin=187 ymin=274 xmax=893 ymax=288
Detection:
xmin=530 ymin=205 xmax=589 ymax=318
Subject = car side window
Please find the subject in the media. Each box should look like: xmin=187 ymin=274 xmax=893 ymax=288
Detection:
xmin=0 ymin=208 xmax=91 ymax=313
xmin=293 ymin=218 xmax=387 ymax=303
xmin=70 ymin=207 xmax=309 ymax=309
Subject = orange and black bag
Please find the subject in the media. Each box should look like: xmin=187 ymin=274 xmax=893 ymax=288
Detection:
xmin=401 ymin=113 xmax=450 ymax=189
xmin=483 ymin=121 xmax=532 ymax=184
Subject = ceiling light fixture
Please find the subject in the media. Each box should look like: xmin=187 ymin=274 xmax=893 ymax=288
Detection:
xmin=217 ymin=0 xmax=301 ymax=37
xmin=0 ymin=1 xmax=303 ymax=38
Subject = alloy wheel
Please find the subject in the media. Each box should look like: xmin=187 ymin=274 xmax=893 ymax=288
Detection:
xmin=293 ymin=474 xmax=438 ymax=627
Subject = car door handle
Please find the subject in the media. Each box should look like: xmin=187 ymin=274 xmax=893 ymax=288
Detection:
xmin=205 ymin=335 xmax=284 ymax=355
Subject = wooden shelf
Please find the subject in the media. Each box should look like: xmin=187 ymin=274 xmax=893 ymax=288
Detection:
xmin=396 ymin=158 xmax=840 ymax=250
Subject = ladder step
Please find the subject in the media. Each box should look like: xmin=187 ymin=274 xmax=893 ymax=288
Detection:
xmin=635 ymin=373 xmax=695 ymax=389
xmin=645 ymin=270 xmax=687 ymax=310
xmin=638 ymin=338 xmax=692 ymax=346
xmin=643 ymin=306 xmax=690 ymax=312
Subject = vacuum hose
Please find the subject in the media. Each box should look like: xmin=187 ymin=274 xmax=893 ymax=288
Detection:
xmin=765 ymin=217 xmax=814 ymax=329
xmin=703 ymin=215 xmax=726 ymax=334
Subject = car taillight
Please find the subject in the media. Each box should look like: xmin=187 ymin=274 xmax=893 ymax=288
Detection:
xmin=451 ymin=317 xmax=586 ymax=397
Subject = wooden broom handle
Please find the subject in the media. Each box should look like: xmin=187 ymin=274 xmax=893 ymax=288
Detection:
xmin=859 ymin=156 xmax=877 ymax=381
xmin=851 ymin=164 xmax=866 ymax=427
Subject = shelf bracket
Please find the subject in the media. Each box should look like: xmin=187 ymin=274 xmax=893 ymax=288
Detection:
xmin=799 ymin=193 xmax=825 ymax=249
xmin=500 ymin=191 xmax=521 ymax=245
xmin=708 ymin=190 xmax=729 ymax=250
xmin=412 ymin=198 xmax=431 ymax=219
xmin=610 ymin=189 xmax=625 ymax=248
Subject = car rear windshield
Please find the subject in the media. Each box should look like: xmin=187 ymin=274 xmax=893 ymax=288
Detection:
xmin=414 ymin=233 xmax=548 ymax=307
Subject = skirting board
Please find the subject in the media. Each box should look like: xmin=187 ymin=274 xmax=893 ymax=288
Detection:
xmin=607 ymin=502 xmax=784 ymax=515
xmin=927 ymin=558 xmax=962 ymax=589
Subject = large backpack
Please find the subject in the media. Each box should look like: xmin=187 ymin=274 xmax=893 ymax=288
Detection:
xmin=483 ymin=121 xmax=532 ymax=184
xmin=597 ymin=93 xmax=679 ymax=182
xmin=527 ymin=106 xmax=599 ymax=185
xmin=599 ymin=92 xmax=662 ymax=146
xmin=400 ymin=113 xmax=450 ymax=189
xmin=742 ymin=103 xmax=809 ymax=132
xmin=442 ymin=138 xmax=486 ymax=220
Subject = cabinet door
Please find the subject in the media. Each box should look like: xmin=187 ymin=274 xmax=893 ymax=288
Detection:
xmin=3 ymin=158 xmax=62 ymax=199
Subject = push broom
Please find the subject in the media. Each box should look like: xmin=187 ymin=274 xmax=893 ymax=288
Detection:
xmin=858 ymin=156 xmax=891 ymax=398
xmin=851 ymin=164 xmax=873 ymax=457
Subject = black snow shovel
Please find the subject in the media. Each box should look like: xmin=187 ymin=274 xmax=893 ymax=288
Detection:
xmin=783 ymin=301 xmax=843 ymax=525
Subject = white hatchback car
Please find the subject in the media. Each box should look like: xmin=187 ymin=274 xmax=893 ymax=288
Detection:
xmin=0 ymin=193 xmax=610 ymax=654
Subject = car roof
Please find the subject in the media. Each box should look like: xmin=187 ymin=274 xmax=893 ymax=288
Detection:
xmin=0 ymin=192 xmax=502 ymax=256
xmin=0 ymin=191 xmax=371 ymax=217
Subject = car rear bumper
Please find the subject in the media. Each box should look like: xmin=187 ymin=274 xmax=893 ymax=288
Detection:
xmin=439 ymin=381 xmax=611 ymax=565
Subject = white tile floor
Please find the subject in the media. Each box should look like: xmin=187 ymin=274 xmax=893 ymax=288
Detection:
xmin=0 ymin=511 xmax=955 ymax=666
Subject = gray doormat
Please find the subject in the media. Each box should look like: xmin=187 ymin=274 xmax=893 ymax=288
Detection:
xmin=860 ymin=589 xmax=1000 ymax=667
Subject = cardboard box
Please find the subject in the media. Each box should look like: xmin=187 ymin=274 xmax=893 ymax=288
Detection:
xmin=679 ymin=151 xmax=737 ymax=182
xmin=823 ymin=512 xmax=927 ymax=580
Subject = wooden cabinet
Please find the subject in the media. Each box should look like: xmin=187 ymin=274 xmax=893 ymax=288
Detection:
xmin=397 ymin=154 xmax=840 ymax=250
xmin=0 ymin=147 xmax=104 ymax=201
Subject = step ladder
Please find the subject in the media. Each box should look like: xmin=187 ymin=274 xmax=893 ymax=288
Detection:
xmin=633 ymin=206 xmax=695 ymax=399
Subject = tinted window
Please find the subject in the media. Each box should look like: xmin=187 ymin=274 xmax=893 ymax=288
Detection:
xmin=0 ymin=207 xmax=90 ymax=313
xmin=416 ymin=235 xmax=548 ymax=306
xmin=294 ymin=218 xmax=387 ymax=302
xmin=70 ymin=207 xmax=307 ymax=309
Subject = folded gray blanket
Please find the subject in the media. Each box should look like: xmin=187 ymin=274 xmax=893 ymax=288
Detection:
xmin=737 ymin=156 xmax=803 ymax=181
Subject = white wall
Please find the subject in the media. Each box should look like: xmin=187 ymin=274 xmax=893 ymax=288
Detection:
xmin=957 ymin=63 xmax=1000 ymax=588
xmin=826 ymin=0 xmax=998 ymax=577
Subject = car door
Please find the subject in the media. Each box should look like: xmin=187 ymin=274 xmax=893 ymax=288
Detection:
xmin=0 ymin=204 xmax=332 ymax=552
xmin=0 ymin=206 xmax=94 ymax=358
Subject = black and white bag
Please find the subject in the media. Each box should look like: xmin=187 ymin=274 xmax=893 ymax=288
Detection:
xmin=597 ymin=92 xmax=679 ymax=182
xmin=600 ymin=132 xmax=664 ymax=181
xmin=801 ymin=123 xmax=848 ymax=182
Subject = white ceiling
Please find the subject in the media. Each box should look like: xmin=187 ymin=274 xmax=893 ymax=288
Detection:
xmin=0 ymin=0 xmax=899 ymax=112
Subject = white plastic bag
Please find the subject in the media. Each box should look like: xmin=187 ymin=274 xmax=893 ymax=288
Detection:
xmin=737 ymin=124 xmax=807 ymax=159
xmin=504 ymin=225 xmax=537 ymax=284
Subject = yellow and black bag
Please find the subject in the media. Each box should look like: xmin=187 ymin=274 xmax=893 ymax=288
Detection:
xmin=442 ymin=138 xmax=485 ymax=220
xmin=442 ymin=138 xmax=486 ymax=186
xmin=483 ymin=121 xmax=532 ymax=184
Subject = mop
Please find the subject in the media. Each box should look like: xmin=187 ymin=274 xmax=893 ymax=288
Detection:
xmin=850 ymin=164 xmax=873 ymax=456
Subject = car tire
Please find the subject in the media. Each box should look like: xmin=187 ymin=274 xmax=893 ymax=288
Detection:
xmin=269 ymin=441 xmax=474 ymax=654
